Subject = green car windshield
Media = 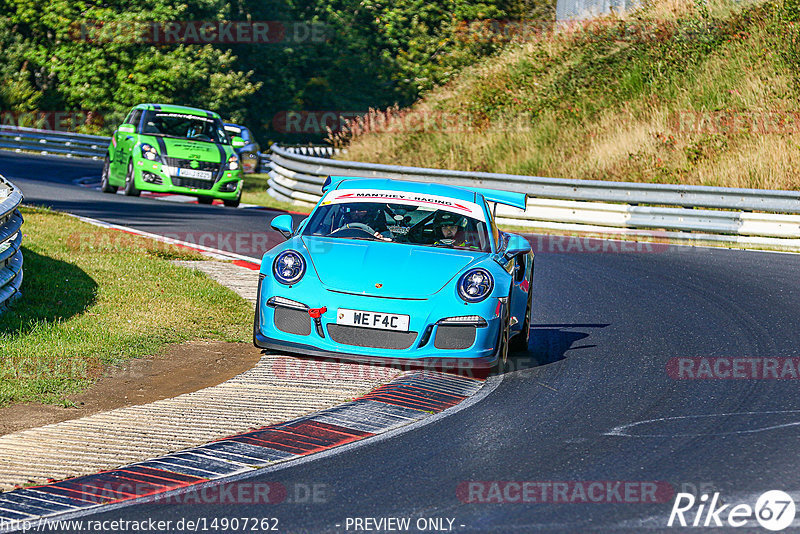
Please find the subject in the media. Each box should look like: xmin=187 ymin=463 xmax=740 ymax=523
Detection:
xmin=140 ymin=110 xmax=230 ymax=144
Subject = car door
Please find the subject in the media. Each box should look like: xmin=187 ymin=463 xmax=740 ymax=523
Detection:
xmin=499 ymin=232 xmax=528 ymax=333
xmin=485 ymin=200 xmax=527 ymax=334
xmin=112 ymin=109 xmax=141 ymax=176
xmin=110 ymin=109 xmax=132 ymax=176
xmin=510 ymin=250 xmax=531 ymax=334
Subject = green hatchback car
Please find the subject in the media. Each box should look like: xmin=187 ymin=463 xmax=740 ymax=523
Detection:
xmin=102 ymin=103 xmax=246 ymax=207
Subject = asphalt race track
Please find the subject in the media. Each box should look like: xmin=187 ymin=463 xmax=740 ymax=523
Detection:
xmin=0 ymin=151 xmax=290 ymax=257
xmin=4 ymin=151 xmax=800 ymax=532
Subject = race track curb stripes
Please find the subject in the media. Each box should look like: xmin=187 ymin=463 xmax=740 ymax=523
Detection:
xmin=0 ymin=371 xmax=484 ymax=527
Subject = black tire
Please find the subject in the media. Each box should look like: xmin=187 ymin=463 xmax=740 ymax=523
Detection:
xmin=224 ymin=189 xmax=242 ymax=208
xmin=197 ymin=196 xmax=214 ymax=205
xmin=493 ymin=301 xmax=510 ymax=373
xmin=123 ymin=160 xmax=140 ymax=197
xmin=100 ymin=157 xmax=117 ymax=193
xmin=510 ymin=282 xmax=533 ymax=353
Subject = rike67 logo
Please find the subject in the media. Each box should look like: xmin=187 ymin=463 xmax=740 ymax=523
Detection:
xmin=668 ymin=490 xmax=796 ymax=531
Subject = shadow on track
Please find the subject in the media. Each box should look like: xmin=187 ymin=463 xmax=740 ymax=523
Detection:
xmin=504 ymin=323 xmax=610 ymax=372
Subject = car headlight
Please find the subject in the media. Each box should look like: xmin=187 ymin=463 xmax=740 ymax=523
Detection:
xmin=227 ymin=155 xmax=239 ymax=170
xmin=272 ymin=250 xmax=306 ymax=285
xmin=457 ymin=268 xmax=493 ymax=303
xmin=140 ymin=144 xmax=158 ymax=161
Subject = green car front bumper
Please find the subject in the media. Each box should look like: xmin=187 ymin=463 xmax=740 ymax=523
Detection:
xmin=133 ymin=158 xmax=243 ymax=199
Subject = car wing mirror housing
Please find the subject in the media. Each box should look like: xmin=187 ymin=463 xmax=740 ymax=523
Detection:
xmin=502 ymin=234 xmax=532 ymax=261
xmin=270 ymin=214 xmax=294 ymax=239
xmin=231 ymin=136 xmax=246 ymax=149
xmin=118 ymin=124 xmax=136 ymax=134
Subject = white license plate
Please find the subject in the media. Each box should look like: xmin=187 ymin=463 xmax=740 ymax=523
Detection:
xmin=176 ymin=168 xmax=213 ymax=180
xmin=337 ymin=308 xmax=410 ymax=332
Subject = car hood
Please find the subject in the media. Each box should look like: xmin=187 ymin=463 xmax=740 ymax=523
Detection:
xmin=303 ymin=237 xmax=479 ymax=299
xmin=157 ymin=137 xmax=227 ymax=162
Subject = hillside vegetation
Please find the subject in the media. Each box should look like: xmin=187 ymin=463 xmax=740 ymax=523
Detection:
xmin=340 ymin=0 xmax=800 ymax=190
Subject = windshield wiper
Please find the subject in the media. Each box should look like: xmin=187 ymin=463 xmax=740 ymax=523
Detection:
xmin=347 ymin=236 xmax=385 ymax=241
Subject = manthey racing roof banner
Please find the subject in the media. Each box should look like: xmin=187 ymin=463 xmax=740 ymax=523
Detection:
xmin=320 ymin=189 xmax=487 ymax=222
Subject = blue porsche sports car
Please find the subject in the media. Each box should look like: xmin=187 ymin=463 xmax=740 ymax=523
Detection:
xmin=254 ymin=177 xmax=534 ymax=369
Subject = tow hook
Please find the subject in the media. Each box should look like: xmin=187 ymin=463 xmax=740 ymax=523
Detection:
xmin=308 ymin=307 xmax=327 ymax=338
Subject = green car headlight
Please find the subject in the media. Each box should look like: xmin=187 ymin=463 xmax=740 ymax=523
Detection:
xmin=141 ymin=144 xmax=158 ymax=161
xmin=227 ymin=155 xmax=239 ymax=171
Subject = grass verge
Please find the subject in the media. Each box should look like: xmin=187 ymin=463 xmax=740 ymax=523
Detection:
xmin=0 ymin=207 xmax=253 ymax=407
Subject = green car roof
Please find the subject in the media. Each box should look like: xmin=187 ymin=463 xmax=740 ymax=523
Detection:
xmin=134 ymin=103 xmax=222 ymax=119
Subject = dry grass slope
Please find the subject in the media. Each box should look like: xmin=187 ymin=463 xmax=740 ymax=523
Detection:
xmin=341 ymin=0 xmax=800 ymax=190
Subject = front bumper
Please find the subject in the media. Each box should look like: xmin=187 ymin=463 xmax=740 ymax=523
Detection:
xmin=133 ymin=159 xmax=242 ymax=198
xmin=253 ymin=280 xmax=503 ymax=370
xmin=253 ymin=334 xmax=498 ymax=371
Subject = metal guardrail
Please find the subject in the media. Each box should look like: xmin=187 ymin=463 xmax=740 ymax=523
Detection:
xmin=267 ymin=143 xmax=800 ymax=250
xmin=0 ymin=176 xmax=23 ymax=311
xmin=0 ymin=125 xmax=108 ymax=159
xmin=0 ymin=124 xmax=798 ymax=250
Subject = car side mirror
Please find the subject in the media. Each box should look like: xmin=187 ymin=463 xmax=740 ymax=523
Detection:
xmin=118 ymin=124 xmax=135 ymax=134
xmin=231 ymin=136 xmax=246 ymax=149
xmin=504 ymin=234 xmax=532 ymax=259
xmin=270 ymin=214 xmax=294 ymax=239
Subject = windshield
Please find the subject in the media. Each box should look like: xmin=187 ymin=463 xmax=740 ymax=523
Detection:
xmin=225 ymin=124 xmax=251 ymax=142
xmin=303 ymin=195 xmax=492 ymax=252
xmin=140 ymin=111 xmax=230 ymax=144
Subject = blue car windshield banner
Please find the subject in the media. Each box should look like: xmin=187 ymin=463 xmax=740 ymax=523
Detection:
xmin=320 ymin=189 xmax=486 ymax=222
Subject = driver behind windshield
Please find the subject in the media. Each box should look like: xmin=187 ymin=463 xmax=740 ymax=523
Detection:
xmin=433 ymin=212 xmax=479 ymax=249
xmin=140 ymin=111 xmax=229 ymax=144
xmin=341 ymin=203 xmax=392 ymax=240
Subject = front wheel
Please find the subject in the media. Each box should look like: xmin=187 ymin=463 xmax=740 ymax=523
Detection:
xmin=100 ymin=157 xmax=117 ymax=193
xmin=197 ymin=196 xmax=214 ymax=205
xmin=223 ymin=188 xmax=242 ymax=208
xmin=510 ymin=283 xmax=533 ymax=352
xmin=123 ymin=160 xmax=140 ymax=197
xmin=493 ymin=301 xmax=510 ymax=373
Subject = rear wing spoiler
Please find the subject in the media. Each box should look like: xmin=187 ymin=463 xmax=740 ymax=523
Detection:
xmin=321 ymin=176 xmax=528 ymax=210
xmin=464 ymin=187 xmax=527 ymax=211
xmin=322 ymin=175 xmax=348 ymax=192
